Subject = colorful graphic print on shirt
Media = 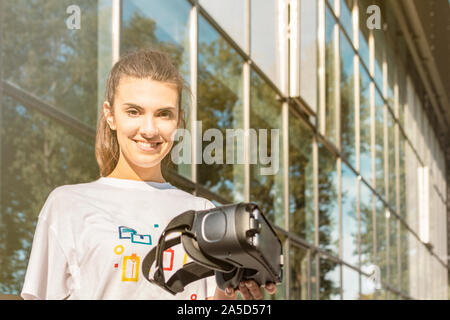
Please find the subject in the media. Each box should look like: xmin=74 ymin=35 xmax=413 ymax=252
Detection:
xmin=113 ymin=226 xmax=190 ymax=285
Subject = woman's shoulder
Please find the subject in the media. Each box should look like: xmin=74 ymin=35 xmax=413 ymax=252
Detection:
xmin=46 ymin=179 xmax=102 ymax=200
xmin=38 ymin=180 xmax=104 ymax=217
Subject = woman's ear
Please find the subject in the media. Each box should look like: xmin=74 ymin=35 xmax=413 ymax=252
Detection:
xmin=103 ymin=101 xmax=117 ymax=131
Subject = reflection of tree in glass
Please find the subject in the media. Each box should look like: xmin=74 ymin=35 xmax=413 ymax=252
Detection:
xmin=290 ymin=246 xmax=308 ymax=300
xmin=340 ymin=55 xmax=355 ymax=164
xmin=374 ymin=95 xmax=385 ymax=196
xmin=288 ymin=114 xmax=314 ymax=243
xmin=249 ymin=71 xmax=283 ymax=226
xmin=197 ymin=36 xmax=243 ymax=203
xmin=318 ymin=145 xmax=338 ymax=253
xmin=359 ymin=191 xmax=375 ymax=270
xmin=120 ymin=12 xmax=184 ymax=70
xmin=317 ymin=144 xmax=339 ymax=299
xmin=319 ymin=257 xmax=340 ymax=299
xmin=375 ymin=198 xmax=387 ymax=298
xmin=0 ymin=0 xmax=99 ymax=293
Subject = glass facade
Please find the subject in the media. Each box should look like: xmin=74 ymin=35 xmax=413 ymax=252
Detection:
xmin=0 ymin=0 xmax=448 ymax=299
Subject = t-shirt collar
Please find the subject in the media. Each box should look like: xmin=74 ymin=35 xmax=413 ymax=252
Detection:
xmin=97 ymin=177 xmax=175 ymax=190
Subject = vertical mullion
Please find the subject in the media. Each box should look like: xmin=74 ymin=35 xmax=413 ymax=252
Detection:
xmin=0 ymin=0 xmax=2 ymax=247
xmin=278 ymin=0 xmax=290 ymax=298
xmin=334 ymin=1 xmax=341 ymax=151
xmin=313 ymin=134 xmax=320 ymax=299
xmin=244 ymin=0 xmax=250 ymax=202
xmin=283 ymin=101 xmax=289 ymax=232
xmin=338 ymin=156 xmax=343 ymax=299
xmin=352 ymin=0 xmax=362 ymax=299
xmin=334 ymin=0 xmax=342 ymax=300
xmin=289 ymin=0 xmax=300 ymax=97
xmin=307 ymin=248 xmax=311 ymax=300
xmin=285 ymin=238 xmax=291 ymax=299
xmin=382 ymin=38 xmax=390 ymax=297
xmin=368 ymin=28 xmax=377 ymax=273
xmin=318 ymin=0 xmax=326 ymax=136
xmin=189 ymin=3 xmax=198 ymax=188
xmin=394 ymin=67 xmax=402 ymax=294
xmin=111 ymin=0 xmax=121 ymax=64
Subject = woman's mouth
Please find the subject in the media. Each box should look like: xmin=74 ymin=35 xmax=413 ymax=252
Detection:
xmin=133 ymin=140 xmax=163 ymax=152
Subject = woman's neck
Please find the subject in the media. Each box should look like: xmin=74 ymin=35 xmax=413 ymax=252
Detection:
xmin=107 ymin=157 xmax=166 ymax=183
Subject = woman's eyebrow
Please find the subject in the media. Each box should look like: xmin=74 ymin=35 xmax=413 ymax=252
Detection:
xmin=122 ymin=102 xmax=176 ymax=111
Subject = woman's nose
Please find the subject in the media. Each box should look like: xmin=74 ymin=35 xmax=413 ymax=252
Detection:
xmin=139 ymin=115 xmax=159 ymax=137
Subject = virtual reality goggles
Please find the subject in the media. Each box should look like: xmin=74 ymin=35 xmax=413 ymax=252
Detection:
xmin=142 ymin=202 xmax=283 ymax=295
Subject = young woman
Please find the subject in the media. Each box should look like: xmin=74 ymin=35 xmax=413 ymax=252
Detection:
xmin=21 ymin=49 xmax=276 ymax=300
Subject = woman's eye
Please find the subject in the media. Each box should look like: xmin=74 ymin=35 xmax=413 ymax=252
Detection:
xmin=160 ymin=111 xmax=173 ymax=118
xmin=126 ymin=109 xmax=139 ymax=116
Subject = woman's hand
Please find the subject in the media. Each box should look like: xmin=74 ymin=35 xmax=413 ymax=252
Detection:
xmin=212 ymin=280 xmax=277 ymax=300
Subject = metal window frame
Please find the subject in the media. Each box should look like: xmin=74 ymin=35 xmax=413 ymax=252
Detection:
xmin=189 ymin=2 xmax=198 ymax=187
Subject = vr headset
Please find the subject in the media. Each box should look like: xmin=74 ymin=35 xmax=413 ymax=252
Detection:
xmin=142 ymin=202 xmax=283 ymax=295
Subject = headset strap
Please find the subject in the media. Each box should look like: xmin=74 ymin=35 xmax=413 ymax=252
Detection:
xmin=141 ymin=210 xmax=216 ymax=295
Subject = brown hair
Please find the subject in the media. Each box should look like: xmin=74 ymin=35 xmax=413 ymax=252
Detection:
xmin=95 ymin=48 xmax=188 ymax=178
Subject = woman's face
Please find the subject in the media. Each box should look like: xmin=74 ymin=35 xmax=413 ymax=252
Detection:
xmin=104 ymin=76 xmax=182 ymax=173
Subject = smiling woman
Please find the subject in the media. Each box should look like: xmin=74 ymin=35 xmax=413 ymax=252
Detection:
xmin=101 ymin=76 xmax=182 ymax=182
xmin=19 ymin=48 xmax=274 ymax=300
xmin=96 ymin=49 xmax=188 ymax=182
xmin=19 ymin=49 xmax=222 ymax=300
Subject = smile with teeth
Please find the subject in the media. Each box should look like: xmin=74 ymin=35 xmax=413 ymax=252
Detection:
xmin=134 ymin=140 xmax=162 ymax=151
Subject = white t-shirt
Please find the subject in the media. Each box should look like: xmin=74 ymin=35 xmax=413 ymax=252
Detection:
xmin=21 ymin=177 xmax=217 ymax=300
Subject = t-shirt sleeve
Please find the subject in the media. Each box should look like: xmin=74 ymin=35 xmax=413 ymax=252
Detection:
xmin=21 ymin=193 xmax=71 ymax=300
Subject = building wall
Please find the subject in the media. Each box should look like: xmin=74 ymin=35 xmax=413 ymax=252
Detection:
xmin=0 ymin=0 xmax=448 ymax=299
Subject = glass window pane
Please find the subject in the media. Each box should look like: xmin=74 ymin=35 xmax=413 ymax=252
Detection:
xmin=389 ymin=216 xmax=399 ymax=292
xmin=323 ymin=7 xmax=337 ymax=144
xmin=121 ymin=0 xmax=192 ymax=179
xmin=386 ymin=40 xmax=396 ymax=108
xmin=341 ymin=164 xmax=358 ymax=267
xmin=375 ymin=197 xmax=387 ymax=286
xmin=360 ymin=65 xmax=372 ymax=182
xmin=250 ymin=69 xmax=284 ymax=228
xmin=197 ymin=15 xmax=245 ymax=203
xmin=373 ymin=27 xmax=384 ymax=93
xmin=387 ymin=111 xmax=395 ymax=209
xmin=299 ymin=0 xmax=318 ymax=113
xmin=122 ymin=0 xmax=191 ymax=63
xmin=318 ymin=144 xmax=339 ymax=257
xmin=199 ymin=0 xmax=245 ymax=50
xmin=251 ymin=0 xmax=281 ymax=88
xmin=319 ymin=257 xmax=340 ymax=299
xmin=360 ymin=182 xmax=375 ymax=271
xmin=290 ymin=245 xmax=309 ymax=300
xmin=340 ymin=0 xmax=353 ymax=41
xmin=1 ymin=0 xmax=98 ymax=128
xmin=289 ymin=114 xmax=314 ymax=244
xmin=340 ymin=30 xmax=355 ymax=166
xmin=0 ymin=96 xmax=98 ymax=294
xmin=405 ymin=142 xmax=418 ymax=235
xmin=342 ymin=265 xmax=359 ymax=300
xmin=375 ymin=90 xmax=385 ymax=196
xmin=358 ymin=0 xmax=370 ymax=69
xmin=327 ymin=0 xmax=335 ymax=11
xmin=399 ymin=132 xmax=406 ymax=220
xmin=311 ymin=254 xmax=318 ymax=300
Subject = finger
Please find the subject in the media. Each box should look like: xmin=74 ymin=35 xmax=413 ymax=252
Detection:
xmin=264 ymin=283 xmax=277 ymax=295
xmin=238 ymin=281 xmax=252 ymax=300
xmin=245 ymin=280 xmax=263 ymax=300
xmin=225 ymin=287 xmax=235 ymax=297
